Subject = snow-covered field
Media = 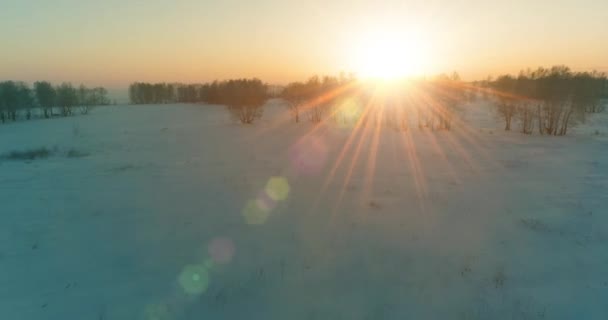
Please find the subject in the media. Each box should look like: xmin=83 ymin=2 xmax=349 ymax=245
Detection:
xmin=1 ymin=101 xmax=607 ymax=319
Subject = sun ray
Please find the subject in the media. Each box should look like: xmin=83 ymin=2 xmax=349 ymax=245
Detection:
xmin=254 ymin=81 xmax=360 ymax=138
xmin=361 ymin=95 xmax=385 ymax=206
xmin=308 ymin=93 xmax=375 ymax=216
xmin=329 ymin=102 xmax=377 ymax=223
xmin=401 ymin=126 xmax=428 ymax=214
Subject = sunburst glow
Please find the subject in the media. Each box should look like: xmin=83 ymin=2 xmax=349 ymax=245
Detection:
xmin=352 ymin=27 xmax=430 ymax=80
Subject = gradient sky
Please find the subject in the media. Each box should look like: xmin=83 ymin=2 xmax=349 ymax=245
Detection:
xmin=1 ymin=0 xmax=607 ymax=88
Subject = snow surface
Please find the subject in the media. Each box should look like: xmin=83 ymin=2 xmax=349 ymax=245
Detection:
xmin=1 ymin=100 xmax=607 ymax=319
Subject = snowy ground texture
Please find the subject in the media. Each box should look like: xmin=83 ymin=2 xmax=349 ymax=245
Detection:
xmin=1 ymin=100 xmax=607 ymax=319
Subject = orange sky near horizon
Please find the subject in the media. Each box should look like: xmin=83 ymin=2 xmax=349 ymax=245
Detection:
xmin=1 ymin=0 xmax=607 ymax=88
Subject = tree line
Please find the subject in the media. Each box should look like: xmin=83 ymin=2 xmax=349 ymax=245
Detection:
xmin=282 ymin=73 xmax=358 ymax=123
xmin=282 ymin=72 xmax=471 ymax=131
xmin=281 ymin=67 xmax=606 ymax=136
xmin=127 ymin=74 xmax=478 ymax=130
xmin=0 ymin=81 xmax=110 ymax=123
xmin=129 ymin=79 xmax=269 ymax=124
xmin=129 ymin=82 xmax=235 ymax=104
xmin=127 ymin=65 xmax=606 ymax=134
xmin=488 ymin=66 xmax=607 ymax=135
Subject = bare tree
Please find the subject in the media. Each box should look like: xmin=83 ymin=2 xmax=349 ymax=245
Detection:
xmin=0 ymin=81 xmax=19 ymax=122
xmin=56 ymin=83 xmax=77 ymax=116
xmin=221 ymin=79 xmax=268 ymax=124
xmin=517 ymin=103 xmax=535 ymax=134
xmin=34 ymin=81 xmax=56 ymax=118
xmin=490 ymin=66 xmax=606 ymax=136
xmin=282 ymin=82 xmax=306 ymax=123
xmin=16 ymin=82 xmax=35 ymax=120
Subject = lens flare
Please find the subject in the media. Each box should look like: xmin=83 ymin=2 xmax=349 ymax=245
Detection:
xmin=337 ymin=98 xmax=364 ymax=128
xmin=203 ymin=258 xmax=214 ymax=269
xmin=208 ymin=237 xmax=235 ymax=264
xmin=256 ymin=190 xmax=277 ymax=212
xmin=265 ymin=176 xmax=290 ymax=201
xmin=242 ymin=199 xmax=271 ymax=225
xmin=289 ymin=137 xmax=328 ymax=175
xmin=178 ymin=264 xmax=210 ymax=295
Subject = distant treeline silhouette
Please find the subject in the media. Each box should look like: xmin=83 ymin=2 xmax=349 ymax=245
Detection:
xmin=482 ymin=66 xmax=608 ymax=135
xmin=129 ymin=79 xmax=268 ymax=105
xmin=128 ymin=66 xmax=607 ymax=133
xmin=0 ymin=81 xmax=110 ymax=123
xmin=129 ymin=79 xmax=269 ymax=123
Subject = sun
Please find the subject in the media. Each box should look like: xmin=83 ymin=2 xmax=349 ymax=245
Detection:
xmin=352 ymin=27 xmax=430 ymax=80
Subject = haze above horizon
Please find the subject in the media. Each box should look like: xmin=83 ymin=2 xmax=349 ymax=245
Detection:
xmin=1 ymin=0 xmax=607 ymax=88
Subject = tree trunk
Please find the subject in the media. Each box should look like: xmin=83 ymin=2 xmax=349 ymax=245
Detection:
xmin=537 ymin=104 xmax=543 ymax=135
xmin=561 ymin=110 xmax=573 ymax=136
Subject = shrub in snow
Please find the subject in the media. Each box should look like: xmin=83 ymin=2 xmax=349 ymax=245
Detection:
xmin=3 ymin=147 xmax=53 ymax=161
xmin=66 ymin=149 xmax=89 ymax=158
